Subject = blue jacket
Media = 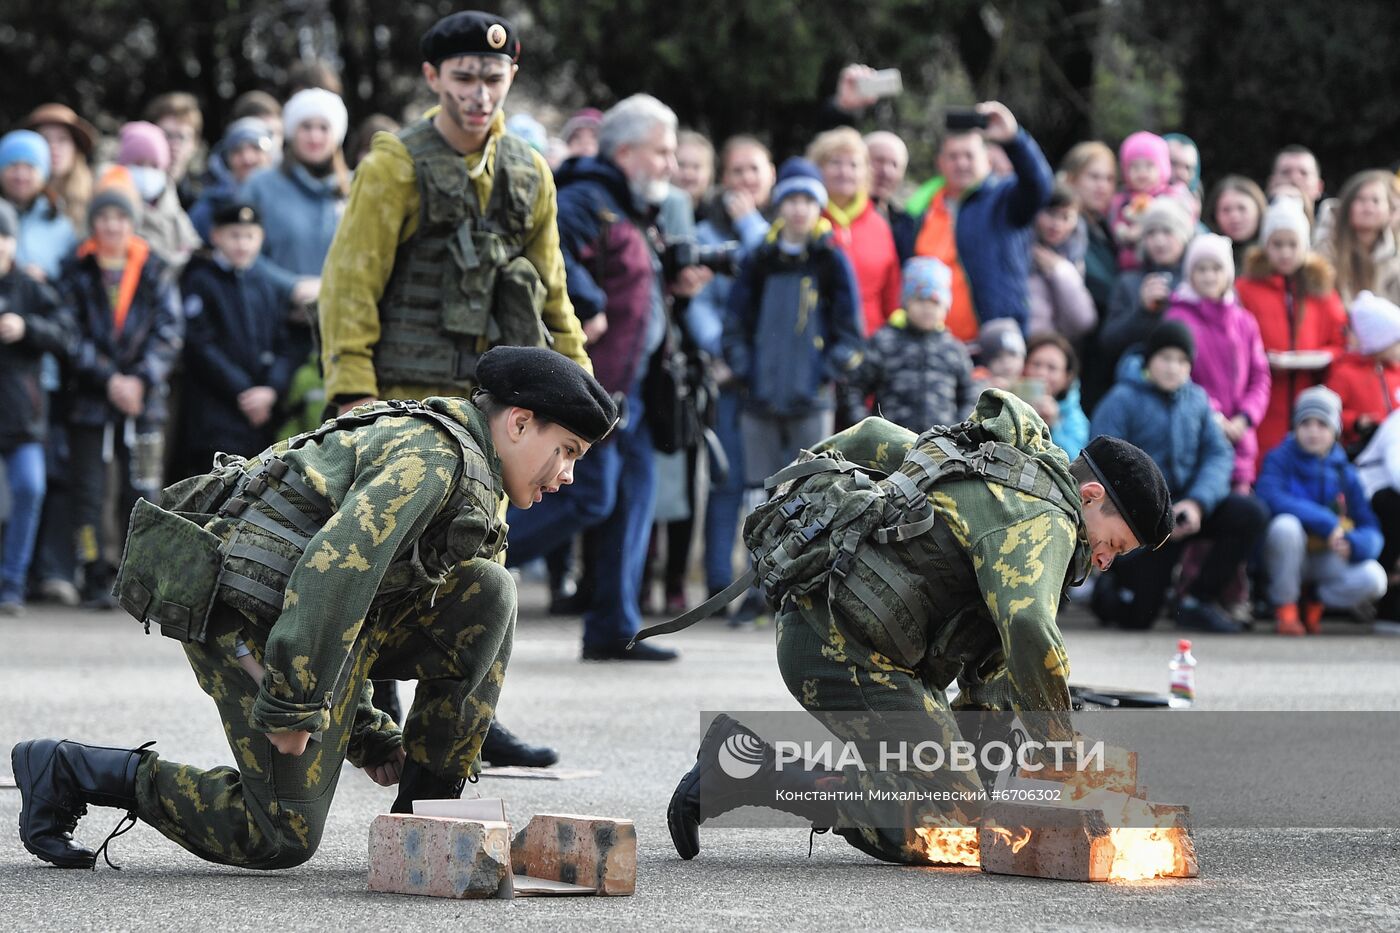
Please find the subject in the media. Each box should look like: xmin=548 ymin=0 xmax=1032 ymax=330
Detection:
xmin=1050 ymin=380 xmax=1089 ymax=460
xmin=179 ymin=252 xmax=300 ymax=458
xmin=1090 ymin=354 xmax=1233 ymax=514
xmin=687 ymin=201 xmax=771 ymax=357
xmin=239 ymin=164 xmax=345 ymax=287
xmin=14 ymin=196 xmax=78 ymax=281
xmin=1256 ymin=436 xmax=1383 ymax=563
xmin=724 ymin=227 xmax=865 ymax=417
xmin=919 ymin=129 xmax=1053 ymax=331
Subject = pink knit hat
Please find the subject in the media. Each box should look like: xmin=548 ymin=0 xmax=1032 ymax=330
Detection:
xmin=1119 ymin=131 xmax=1170 ymax=190
xmin=117 ymin=121 xmax=171 ymax=172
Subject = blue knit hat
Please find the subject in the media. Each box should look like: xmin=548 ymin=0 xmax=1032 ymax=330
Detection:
xmin=0 ymin=130 xmax=51 ymax=182
xmin=902 ymin=257 xmax=952 ymax=306
xmin=772 ymin=157 xmax=828 ymax=209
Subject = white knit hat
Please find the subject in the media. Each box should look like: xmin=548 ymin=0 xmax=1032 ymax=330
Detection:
xmin=1351 ymin=291 xmax=1400 ymax=356
xmin=282 ymin=88 xmax=348 ymax=149
xmin=1260 ymin=197 xmax=1311 ymax=246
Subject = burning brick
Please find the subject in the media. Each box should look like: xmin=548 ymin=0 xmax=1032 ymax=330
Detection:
xmin=512 ymin=814 xmax=637 ymax=896
xmin=978 ymin=800 xmax=1198 ymax=882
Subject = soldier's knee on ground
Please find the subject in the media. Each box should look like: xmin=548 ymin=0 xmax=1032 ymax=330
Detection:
xmin=254 ymin=834 xmax=320 ymax=871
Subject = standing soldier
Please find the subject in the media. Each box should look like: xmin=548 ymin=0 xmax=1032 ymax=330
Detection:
xmin=637 ymin=390 xmax=1172 ymax=864
xmin=317 ymin=10 xmax=591 ymax=766
xmin=11 ymin=348 xmax=616 ymax=870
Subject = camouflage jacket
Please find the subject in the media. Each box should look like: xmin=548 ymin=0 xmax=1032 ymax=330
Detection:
xmin=813 ymin=389 xmax=1089 ymax=713
xmin=844 ymin=312 xmax=978 ymax=433
xmin=204 ymin=397 xmax=506 ymax=734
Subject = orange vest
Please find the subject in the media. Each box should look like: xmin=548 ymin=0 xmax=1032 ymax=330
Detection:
xmin=914 ymin=190 xmax=977 ymax=341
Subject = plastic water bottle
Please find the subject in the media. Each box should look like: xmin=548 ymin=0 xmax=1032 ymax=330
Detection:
xmin=1168 ymin=639 xmax=1196 ymax=708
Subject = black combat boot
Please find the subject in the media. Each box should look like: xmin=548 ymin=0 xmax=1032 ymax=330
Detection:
xmin=390 ymin=760 xmax=466 ymax=814
xmin=11 ymin=739 xmax=149 ymax=868
xmin=667 ymin=714 xmax=835 ymax=860
xmin=478 ymin=721 xmax=559 ymax=768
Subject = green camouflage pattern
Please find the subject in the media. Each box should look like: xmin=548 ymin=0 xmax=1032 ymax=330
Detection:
xmin=134 ymin=559 xmax=514 ymax=868
xmin=129 ymin=397 xmax=515 ymax=868
xmin=774 ymin=389 xmax=1089 ymax=863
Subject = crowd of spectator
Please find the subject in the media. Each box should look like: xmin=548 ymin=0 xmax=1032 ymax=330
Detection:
xmin=4 ymin=57 xmax=1400 ymax=647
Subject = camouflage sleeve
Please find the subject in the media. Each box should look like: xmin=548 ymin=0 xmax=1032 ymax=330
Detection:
xmin=346 ymin=679 xmax=403 ymax=769
xmin=968 ymin=508 xmax=1076 ymax=716
xmin=252 ymin=422 xmax=457 ymax=734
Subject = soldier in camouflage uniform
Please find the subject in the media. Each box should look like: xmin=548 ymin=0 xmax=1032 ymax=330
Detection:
xmin=317 ymin=9 xmax=587 ymax=766
xmin=652 ymin=389 xmax=1172 ymax=864
xmin=11 ymin=347 xmax=616 ymax=870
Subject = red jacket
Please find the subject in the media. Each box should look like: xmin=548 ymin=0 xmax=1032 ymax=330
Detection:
xmin=1235 ymin=250 xmax=1349 ymax=455
xmin=1326 ymin=353 xmax=1400 ymax=449
xmin=824 ymin=195 xmax=901 ymax=336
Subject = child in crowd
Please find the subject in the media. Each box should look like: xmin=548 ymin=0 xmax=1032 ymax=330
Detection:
xmin=1257 ymin=386 xmax=1387 ymax=635
xmin=1098 ymin=197 xmax=1194 ymax=373
xmin=724 ymin=156 xmax=864 ymax=483
xmin=1166 ymin=233 xmax=1271 ymax=488
xmin=724 ymin=157 xmax=864 ymax=625
xmin=1109 ymin=131 xmax=1194 ymax=270
xmin=0 ymin=201 xmax=74 ymax=615
xmin=1027 ymin=182 xmax=1096 ymax=347
xmin=1090 ymin=321 xmax=1268 ymax=632
xmin=1326 ymin=291 xmax=1400 ymax=451
xmin=57 ymin=170 xmax=184 ymax=607
xmin=1024 ymin=333 xmax=1089 ymax=458
xmin=1236 ymin=197 xmax=1348 ymax=456
xmin=971 ymin=318 xmax=1026 ymax=391
xmin=113 ymin=121 xmax=200 ymax=273
xmin=845 ymin=256 xmax=976 ymax=432
xmin=176 ymin=202 xmax=300 ymax=479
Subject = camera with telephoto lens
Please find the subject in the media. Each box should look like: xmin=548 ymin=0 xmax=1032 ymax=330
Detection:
xmin=663 ymin=236 xmax=742 ymax=280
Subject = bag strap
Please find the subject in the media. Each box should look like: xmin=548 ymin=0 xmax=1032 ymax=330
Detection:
xmin=627 ymin=567 xmax=757 ymax=648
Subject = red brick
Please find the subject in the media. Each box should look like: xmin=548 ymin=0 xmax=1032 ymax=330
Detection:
xmin=511 ymin=814 xmax=637 ymax=896
xmin=368 ymin=815 xmax=512 ymax=899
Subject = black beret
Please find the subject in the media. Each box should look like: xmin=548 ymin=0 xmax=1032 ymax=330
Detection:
xmin=1145 ymin=319 xmax=1195 ymax=364
xmin=1081 ymin=435 xmax=1173 ymax=551
xmin=476 ymin=347 xmax=617 ymax=444
xmin=421 ymin=11 xmax=520 ymax=66
xmin=211 ymin=201 xmax=261 ymax=228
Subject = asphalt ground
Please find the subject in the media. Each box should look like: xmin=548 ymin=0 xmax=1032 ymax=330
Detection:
xmin=3 ymin=584 xmax=1399 ymax=932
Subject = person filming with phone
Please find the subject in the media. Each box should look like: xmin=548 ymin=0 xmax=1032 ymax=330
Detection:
xmin=912 ymin=102 xmax=1054 ymax=344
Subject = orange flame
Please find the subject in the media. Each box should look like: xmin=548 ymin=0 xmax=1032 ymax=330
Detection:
xmin=987 ymin=825 xmax=1033 ymax=853
xmin=913 ymin=827 xmax=981 ymax=866
xmin=1107 ymin=828 xmax=1180 ymax=881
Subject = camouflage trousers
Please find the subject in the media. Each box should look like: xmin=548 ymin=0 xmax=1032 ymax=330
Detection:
xmin=774 ymin=599 xmax=986 ymax=865
xmin=132 ymin=557 xmax=515 ymax=869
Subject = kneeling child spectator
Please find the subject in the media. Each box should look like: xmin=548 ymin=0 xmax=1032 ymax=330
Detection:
xmin=1257 ymin=386 xmax=1387 ymax=635
xmin=1089 ymin=320 xmax=1268 ymax=632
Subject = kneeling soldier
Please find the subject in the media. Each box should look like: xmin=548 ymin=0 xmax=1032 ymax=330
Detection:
xmin=11 ymin=347 xmax=615 ymax=870
xmin=640 ymin=389 xmax=1171 ymax=865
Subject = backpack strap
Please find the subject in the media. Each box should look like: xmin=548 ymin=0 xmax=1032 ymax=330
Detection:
xmin=627 ymin=567 xmax=758 ymax=648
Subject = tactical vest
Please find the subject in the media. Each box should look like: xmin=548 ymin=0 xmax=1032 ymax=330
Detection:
xmin=633 ymin=420 xmax=1087 ymax=680
xmin=114 ymin=399 xmax=504 ymax=644
xmin=374 ymin=120 xmax=548 ymax=390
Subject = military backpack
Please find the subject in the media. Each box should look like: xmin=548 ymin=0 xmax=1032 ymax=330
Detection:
xmin=631 ymin=418 xmax=1079 ymax=668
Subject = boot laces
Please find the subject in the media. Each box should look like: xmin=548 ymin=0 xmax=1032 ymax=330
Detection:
xmin=808 ymin=826 xmax=831 ymax=858
xmin=90 ymin=741 xmax=155 ymax=871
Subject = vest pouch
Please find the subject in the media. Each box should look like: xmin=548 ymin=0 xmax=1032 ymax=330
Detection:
xmin=491 ymin=254 xmax=549 ymax=348
xmin=114 ymin=498 xmax=222 ymax=643
xmin=441 ymin=225 xmax=505 ymax=338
